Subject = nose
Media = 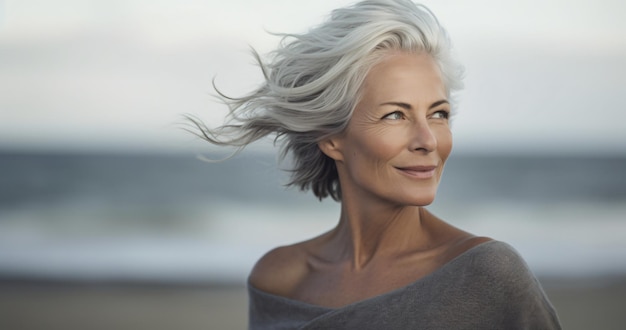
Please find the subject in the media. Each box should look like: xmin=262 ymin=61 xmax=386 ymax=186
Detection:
xmin=409 ymin=119 xmax=437 ymax=153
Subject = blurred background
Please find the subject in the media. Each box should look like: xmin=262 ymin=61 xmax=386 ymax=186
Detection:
xmin=0 ymin=0 xmax=625 ymax=329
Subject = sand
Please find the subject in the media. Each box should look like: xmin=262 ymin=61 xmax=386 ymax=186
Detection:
xmin=1 ymin=277 xmax=625 ymax=330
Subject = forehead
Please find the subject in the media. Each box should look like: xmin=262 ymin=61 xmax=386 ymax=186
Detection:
xmin=360 ymin=52 xmax=446 ymax=104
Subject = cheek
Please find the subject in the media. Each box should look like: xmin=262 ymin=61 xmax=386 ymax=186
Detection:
xmin=342 ymin=129 xmax=400 ymax=181
xmin=355 ymin=131 xmax=404 ymax=169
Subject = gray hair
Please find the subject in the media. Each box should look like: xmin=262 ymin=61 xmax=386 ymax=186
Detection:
xmin=186 ymin=0 xmax=464 ymax=201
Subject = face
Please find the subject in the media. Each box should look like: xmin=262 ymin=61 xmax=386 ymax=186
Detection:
xmin=321 ymin=52 xmax=452 ymax=207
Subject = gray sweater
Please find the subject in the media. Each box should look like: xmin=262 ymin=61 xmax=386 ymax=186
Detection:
xmin=248 ymin=241 xmax=561 ymax=329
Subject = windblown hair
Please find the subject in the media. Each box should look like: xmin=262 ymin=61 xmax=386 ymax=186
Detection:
xmin=187 ymin=0 xmax=464 ymax=201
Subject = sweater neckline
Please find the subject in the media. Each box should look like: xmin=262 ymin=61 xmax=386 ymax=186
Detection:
xmin=248 ymin=239 xmax=499 ymax=311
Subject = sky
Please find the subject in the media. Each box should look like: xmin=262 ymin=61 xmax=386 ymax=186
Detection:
xmin=0 ymin=0 xmax=625 ymax=155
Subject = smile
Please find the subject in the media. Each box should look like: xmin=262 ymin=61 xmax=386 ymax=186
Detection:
xmin=395 ymin=165 xmax=437 ymax=179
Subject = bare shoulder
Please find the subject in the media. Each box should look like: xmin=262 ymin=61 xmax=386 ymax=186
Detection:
xmin=248 ymin=241 xmax=309 ymax=297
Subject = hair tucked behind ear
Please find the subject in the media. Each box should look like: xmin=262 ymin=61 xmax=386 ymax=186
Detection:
xmin=185 ymin=0 xmax=464 ymax=201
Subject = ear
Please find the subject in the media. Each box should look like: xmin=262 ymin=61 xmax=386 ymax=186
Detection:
xmin=318 ymin=135 xmax=344 ymax=162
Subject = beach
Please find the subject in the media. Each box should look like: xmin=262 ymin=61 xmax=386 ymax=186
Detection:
xmin=1 ymin=277 xmax=625 ymax=330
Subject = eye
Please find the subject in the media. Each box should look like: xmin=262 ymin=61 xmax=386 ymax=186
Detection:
xmin=431 ymin=110 xmax=450 ymax=120
xmin=382 ymin=111 xmax=405 ymax=120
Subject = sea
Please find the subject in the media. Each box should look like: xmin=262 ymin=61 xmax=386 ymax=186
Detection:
xmin=1 ymin=150 xmax=625 ymax=285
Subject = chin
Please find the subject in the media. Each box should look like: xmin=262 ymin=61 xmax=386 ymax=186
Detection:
xmin=412 ymin=197 xmax=436 ymax=207
xmin=400 ymin=187 xmax=438 ymax=206
xmin=395 ymin=193 xmax=437 ymax=207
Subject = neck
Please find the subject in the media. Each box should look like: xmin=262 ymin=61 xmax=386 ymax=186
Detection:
xmin=327 ymin=197 xmax=430 ymax=271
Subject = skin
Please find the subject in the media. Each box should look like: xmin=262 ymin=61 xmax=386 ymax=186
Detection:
xmin=249 ymin=51 xmax=491 ymax=308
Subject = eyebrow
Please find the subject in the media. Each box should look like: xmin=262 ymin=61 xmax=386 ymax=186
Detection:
xmin=379 ymin=100 xmax=449 ymax=110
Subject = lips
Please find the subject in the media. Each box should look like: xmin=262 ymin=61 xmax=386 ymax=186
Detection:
xmin=395 ymin=165 xmax=437 ymax=179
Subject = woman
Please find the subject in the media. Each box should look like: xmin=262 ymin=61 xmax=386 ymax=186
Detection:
xmin=188 ymin=0 xmax=561 ymax=328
